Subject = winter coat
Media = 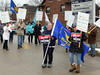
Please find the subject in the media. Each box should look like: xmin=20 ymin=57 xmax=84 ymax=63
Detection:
xmin=88 ymin=27 xmax=97 ymax=44
xmin=26 ymin=24 xmax=34 ymax=34
xmin=69 ymin=30 xmax=87 ymax=53
xmin=3 ymin=26 xmax=12 ymax=40
xmin=0 ymin=24 xmax=4 ymax=35
xmin=15 ymin=22 xmax=26 ymax=35
xmin=34 ymin=24 xmax=41 ymax=36
xmin=43 ymin=29 xmax=56 ymax=47
xmin=43 ymin=25 xmax=47 ymax=30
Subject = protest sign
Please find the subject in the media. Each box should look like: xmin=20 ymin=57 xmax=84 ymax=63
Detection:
xmin=65 ymin=11 xmax=72 ymax=21
xmin=94 ymin=19 xmax=100 ymax=28
xmin=17 ymin=8 xmax=27 ymax=19
xmin=77 ymin=12 xmax=89 ymax=33
xmin=0 ymin=11 xmax=10 ymax=23
xmin=39 ymin=35 xmax=50 ymax=43
xmin=36 ymin=11 xmax=43 ymax=21
xmin=52 ymin=14 xmax=58 ymax=23
xmin=67 ymin=15 xmax=75 ymax=27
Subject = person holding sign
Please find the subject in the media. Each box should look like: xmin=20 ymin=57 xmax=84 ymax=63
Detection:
xmin=3 ymin=23 xmax=12 ymax=51
xmin=34 ymin=21 xmax=41 ymax=45
xmin=88 ymin=23 xmax=97 ymax=57
xmin=41 ymin=23 xmax=56 ymax=68
xmin=15 ymin=19 xmax=26 ymax=49
xmin=9 ymin=21 xmax=15 ymax=42
xmin=0 ymin=20 xmax=4 ymax=44
xmin=68 ymin=23 xmax=87 ymax=73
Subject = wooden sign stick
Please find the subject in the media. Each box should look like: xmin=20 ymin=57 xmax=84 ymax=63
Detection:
xmin=78 ymin=31 xmax=82 ymax=48
xmin=88 ymin=25 xmax=97 ymax=34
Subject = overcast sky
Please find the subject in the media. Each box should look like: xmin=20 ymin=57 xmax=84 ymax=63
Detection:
xmin=0 ymin=0 xmax=100 ymax=7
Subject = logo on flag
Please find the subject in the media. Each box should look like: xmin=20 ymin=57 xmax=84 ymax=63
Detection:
xmin=10 ymin=0 xmax=18 ymax=14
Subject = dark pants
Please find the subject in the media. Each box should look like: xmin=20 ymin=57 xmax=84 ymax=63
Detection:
xmin=9 ymin=31 xmax=15 ymax=42
xmin=35 ymin=35 xmax=40 ymax=44
xmin=43 ymin=44 xmax=54 ymax=64
xmin=3 ymin=40 xmax=8 ymax=49
xmin=0 ymin=35 xmax=3 ymax=43
xmin=28 ymin=33 xmax=33 ymax=43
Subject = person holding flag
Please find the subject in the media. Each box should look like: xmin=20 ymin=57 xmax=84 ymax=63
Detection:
xmin=42 ymin=23 xmax=56 ymax=68
xmin=68 ymin=23 xmax=87 ymax=73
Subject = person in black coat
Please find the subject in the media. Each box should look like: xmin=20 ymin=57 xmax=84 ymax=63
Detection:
xmin=41 ymin=23 xmax=56 ymax=68
xmin=34 ymin=21 xmax=41 ymax=45
xmin=68 ymin=23 xmax=87 ymax=73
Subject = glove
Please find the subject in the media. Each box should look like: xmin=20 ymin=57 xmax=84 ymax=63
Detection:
xmin=8 ymin=30 xmax=10 ymax=32
xmin=18 ymin=26 xmax=20 ymax=28
xmin=88 ymin=32 xmax=90 ymax=34
xmin=42 ymin=34 xmax=45 ymax=37
xmin=22 ymin=28 xmax=24 ymax=30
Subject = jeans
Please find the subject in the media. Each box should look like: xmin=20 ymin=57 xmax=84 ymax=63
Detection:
xmin=69 ymin=51 xmax=81 ymax=65
xmin=3 ymin=40 xmax=8 ymax=49
xmin=28 ymin=33 xmax=33 ymax=43
xmin=9 ymin=31 xmax=15 ymax=42
xmin=35 ymin=35 xmax=40 ymax=44
xmin=43 ymin=44 xmax=54 ymax=64
xmin=90 ymin=44 xmax=95 ymax=55
xmin=18 ymin=35 xmax=23 ymax=46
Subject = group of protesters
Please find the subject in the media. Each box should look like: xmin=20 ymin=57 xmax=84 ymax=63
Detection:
xmin=0 ymin=19 xmax=97 ymax=73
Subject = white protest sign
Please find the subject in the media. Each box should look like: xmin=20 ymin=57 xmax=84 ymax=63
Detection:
xmin=36 ymin=11 xmax=43 ymax=21
xmin=77 ymin=12 xmax=89 ymax=33
xmin=94 ymin=19 xmax=100 ymax=28
xmin=65 ymin=11 xmax=72 ymax=21
xmin=67 ymin=15 xmax=75 ymax=27
xmin=0 ymin=11 xmax=10 ymax=23
xmin=52 ymin=14 xmax=58 ymax=23
xmin=17 ymin=8 xmax=27 ymax=19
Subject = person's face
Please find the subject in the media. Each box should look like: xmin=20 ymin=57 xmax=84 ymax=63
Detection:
xmin=66 ymin=25 xmax=69 ymax=29
xmin=47 ymin=24 xmax=52 ymax=30
xmin=0 ymin=21 xmax=1 ymax=24
xmin=6 ymin=23 xmax=9 ymax=27
xmin=73 ymin=26 xmax=77 ymax=31
xmin=19 ymin=19 xmax=22 ymax=23
xmin=90 ymin=24 xmax=93 ymax=28
xmin=36 ymin=22 xmax=39 ymax=25
xmin=10 ymin=22 xmax=13 ymax=24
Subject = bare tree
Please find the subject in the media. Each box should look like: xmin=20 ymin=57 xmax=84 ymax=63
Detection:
xmin=28 ymin=0 xmax=43 ymax=6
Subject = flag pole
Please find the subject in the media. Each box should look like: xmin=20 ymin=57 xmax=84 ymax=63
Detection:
xmin=42 ymin=39 xmax=50 ymax=65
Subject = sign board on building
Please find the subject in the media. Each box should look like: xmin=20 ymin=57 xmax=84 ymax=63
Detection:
xmin=71 ymin=0 xmax=93 ymax=23
xmin=0 ymin=11 xmax=10 ymax=23
xmin=65 ymin=11 xmax=72 ymax=21
xmin=17 ymin=8 xmax=27 ymax=19
xmin=52 ymin=14 xmax=58 ymax=23
xmin=77 ymin=12 xmax=89 ymax=33
xmin=36 ymin=11 xmax=43 ymax=21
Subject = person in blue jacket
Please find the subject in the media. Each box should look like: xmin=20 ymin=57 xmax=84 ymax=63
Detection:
xmin=26 ymin=22 xmax=34 ymax=43
xmin=42 ymin=23 xmax=56 ymax=68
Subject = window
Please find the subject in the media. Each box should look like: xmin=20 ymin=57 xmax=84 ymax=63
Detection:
xmin=60 ymin=5 xmax=65 ymax=12
xmin=46 ymin=7 xmax=50 ymax=13
xmin=50 ymin=0 xmax=52 ymax=1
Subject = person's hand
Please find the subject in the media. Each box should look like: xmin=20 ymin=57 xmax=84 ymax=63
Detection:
xmin=22 ymin=28 xmax=24 ymax=30
xmin=8 ymin=30 xmax=10 ymax=32
xmin=18 ymin=26 xmax=20 ymax=28
xmin=42 ymin=34 xmax=45 ymax=37
xmin=50 ymin=36 xmax=54 ymax=40
xmin=88 ymin=32 xmax=90 ymax=34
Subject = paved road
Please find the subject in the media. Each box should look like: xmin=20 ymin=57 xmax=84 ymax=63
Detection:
xmin=0 ymin=35 xmax=100 ymax=75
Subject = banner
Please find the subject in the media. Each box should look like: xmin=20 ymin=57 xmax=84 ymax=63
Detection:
xmin=36 ymin=11 xmax=43 ymax=21
xmin=17 ymin=8 xmax=27 ymax=19
xmin=65 ymin=11 xmax=72 ymax=21
xmin=0 ymin=11 xmax=10 ymax=23
xmin=52 ymin=14 xmax=58 ymax=23
xmin=77 ymin=12 xmax=89 ymax=33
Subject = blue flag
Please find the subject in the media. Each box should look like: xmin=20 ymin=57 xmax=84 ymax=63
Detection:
xmin=51 ymin=19 xmax=89 ymax=63
xmin=10 ymin=0 xmax=18 ymax=14
xmin=33 ymin=8 xmax=38 ymax=27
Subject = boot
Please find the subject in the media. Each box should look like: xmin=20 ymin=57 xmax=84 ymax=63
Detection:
xmin=69 ymin=63 xmax=76 ymax=72
xmin=18 ymin=45 xmax=20 ymax=49
xmin=76 ymin=64 xmax=80 ymax=73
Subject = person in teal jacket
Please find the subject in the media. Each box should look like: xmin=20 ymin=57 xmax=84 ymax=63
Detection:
xmin=26 ymin=22 xmax=34 ymax=43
